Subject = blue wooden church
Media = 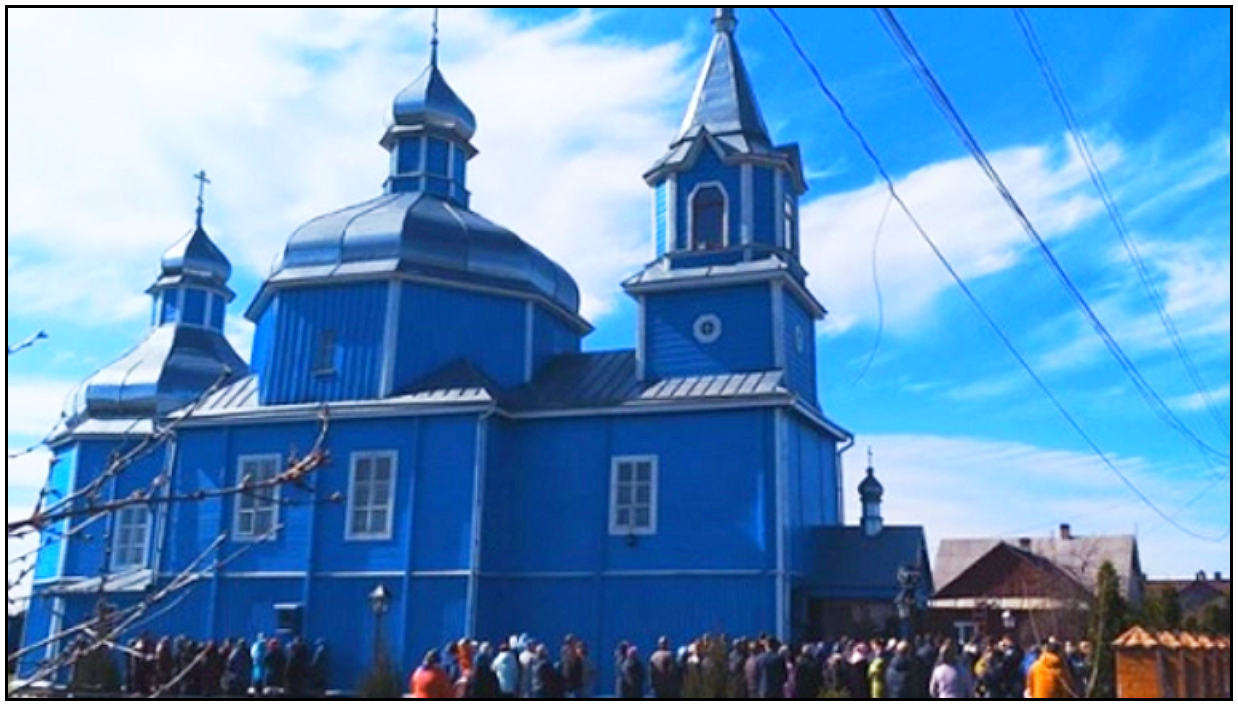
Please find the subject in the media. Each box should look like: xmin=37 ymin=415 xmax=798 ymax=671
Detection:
xmin=19 ymin=8 xmax=928 ymax=691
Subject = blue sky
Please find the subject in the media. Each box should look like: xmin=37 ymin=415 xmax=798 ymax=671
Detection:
xmin=7 ymin=8 xmax=1231 ymax=590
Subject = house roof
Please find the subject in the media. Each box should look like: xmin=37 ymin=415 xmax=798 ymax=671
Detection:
xmin=934 ymin=534 xmax=1140 ymax=598
xmin=933 ymin=541 xmax=1091 ymax=603
xmin=806 ymin=526 xmax=932 ymax=601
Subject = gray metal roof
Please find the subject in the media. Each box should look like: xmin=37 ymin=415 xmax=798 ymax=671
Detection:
xmin=145 ymin=225 xmax=235 ymax=300
xmin=391 ymin=61 xmax=476 ymax=142
xmin=57 ymin=324 xmax=248 ymax=438
xmin=808 ymin=526 xmax=933 ymax=601
xmin=674 ymin=8 xmax=770 ymax=151
xmin=249 ymin=190 xmax=583 ymax=328
xmin=934 ymin=534 xmax=1142 ymax=600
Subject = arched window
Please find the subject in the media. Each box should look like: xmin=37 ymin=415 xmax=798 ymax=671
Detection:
xmin=690 ymin=185 xmax=726 ymax=250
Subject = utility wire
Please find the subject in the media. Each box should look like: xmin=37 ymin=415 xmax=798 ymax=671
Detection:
xmin=852 ymin=194 xmax=894 ymax=384
xmin=765 ymin=7 xmax=1226 ymax=542
xmin=873 ymin=7 xmax=1229 ymax=468
xmin=1012 ymin=7 xmax=1231 ymax=443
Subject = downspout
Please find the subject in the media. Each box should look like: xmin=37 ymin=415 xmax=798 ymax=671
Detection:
xmin=835 ymin=435 xmax=855 ymax=525
xmin=465 ymin=403 xmax=496 ymax=637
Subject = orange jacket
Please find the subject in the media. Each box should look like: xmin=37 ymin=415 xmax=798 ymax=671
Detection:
xmin=410 ymin=664 xmax=452 ymax=699
xmin=1026 ymin=652 xmax=1075 ymax=699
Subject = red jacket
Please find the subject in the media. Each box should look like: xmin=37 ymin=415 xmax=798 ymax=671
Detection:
xmin=410 ymin=664 xmax=452 ymax=698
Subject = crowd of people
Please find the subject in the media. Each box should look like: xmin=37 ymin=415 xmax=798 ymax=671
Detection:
xmin=67 ymin=630 xmax=330 ymax=697
xmin=408 ymin=632 xmax=1093 ymax=698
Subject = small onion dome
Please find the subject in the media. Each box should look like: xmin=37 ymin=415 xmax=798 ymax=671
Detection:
xmin=858 ymin=465 xmax=884 ymax=501
xmin=149 ymin=225 xmax=234 ymax=299
xmin=391 ymin=63 xmax=476 ymax=142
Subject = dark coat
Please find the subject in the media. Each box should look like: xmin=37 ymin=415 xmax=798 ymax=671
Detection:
xmin=620 ymin=654 xmax=646 ymax=698
xmin=885 ymin=654 xmax=918 ymax=700
xmin=309 ymin=642 xmax=328 ymax=693
xmin=649 ymin=648 xmax=680 ymax=698
xmin=794 ymin=655 xmax=823 ymax=699
xmin=757 ymin=651 xmax=787 ymax=699
xmin=560 ymin=645 xmax=583 ymax=693
xmin=223 ymin=645 xmax=252 ymax=695
xmin=532 ymin=656 xmax=564 ymax=699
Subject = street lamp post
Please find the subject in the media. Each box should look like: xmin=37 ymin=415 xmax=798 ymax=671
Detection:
xmin=895 ymin=565 xmax=920 ymax=640
xmin=369 ymin=584 xmax=391 ymax=661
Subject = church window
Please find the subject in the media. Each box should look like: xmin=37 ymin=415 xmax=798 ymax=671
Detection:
xmin=693 ymin=313 xmax=722 ymax=344
xmin=783 ymin=196 xmax=795 ymax=251
xmin=689 ymin=184 xmax=726 ymax=250
xmin=609 ymin=455 xmax=657 ymax=535
xmin=451 ymin=143 xmax=466 ymax=184
xmin=426 ymin=137 xmax=449 ymax=176
xmin=234 ymin=454 xmax=281 ymax=540
xmin=183 ymin=288 xmax=207 ymax=326
xmin=111 ymin=506 xmax=151 ymax=571
xmin=314 ymin=330 xmax=336 ymax=376
xmin=347 ymin=451 xmax=397 ymax=540
xmin=160 ymin=289 xmax=180 ymax=325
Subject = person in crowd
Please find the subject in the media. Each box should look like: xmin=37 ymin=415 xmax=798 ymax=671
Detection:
xmin=929 ymin=640 xmax=972 ymax=698
xmin=200 ymin=640 xmax=222 ymax=697
xmin=996 ymin=634 xmax=1024 ymax=699
xmin=649 ymin=635 xmax=681 ymax=698
xmin=1026 ymin=638 xmax=1075 ymax=699
xmin=250 ymin=632 xmax=266 ymax=694
xmin=285 ymin=636 xmax=311 ymax=697
xmin=620 ymin=644 xmax=646 ymax=698
xmin=744 ymin=638 xmax=765 ymax=698
xmin=823 ymin=647 xmax=847 ymax=695
xmin=309 ymin=638 xmax=329 ymax=695
xmin=867 ymin=639 xmax=891 ymax=699
xmin=885 ymin=640 xmax=919 ymax=700
xmin=224 ymin=638 xmax=252 ymax=696
xmin=154 ymin=636 xmax=174 ymax=689
xmin=974 ymin=642 xmax=1000 ymax=698
xmin=726 ymin=638 xmax=748 ymax=698
xmin=519 ymin=638 xmax=538 ymax=698
xmin=699 ymin=634 xmax=727 ymax=698
xmin=756 ymin=636 xmax=787 ymax=699
xmin=451 ymin=639 xmax=474 ymax=698
xmin=578 ymin=640 xmax=597 ymax=697
xmin=843 ymin=641 xmax=869 ymax=699
xmin=558 ymin=634 xmax=583 ymax=697
xmin=794 ymin=644 xmax=823 ymax=698
xmin=532 ymin=643 xmax=564 ymax=698
xmin=262 ymin=636 xmax=285 ymax=694
xmin=466 ymin=642 xmax=501 ymax=698
xmin=491 ymin=641 xmax=519 ymax=698
xmin=410 ymin=649 xmax=452 ymax=698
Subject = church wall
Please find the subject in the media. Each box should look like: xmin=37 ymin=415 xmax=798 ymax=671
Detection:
xmin=653 ymin=180 xmax=669 ymax=256
xmin=783 ymin=293 xmax=819 ymax=406
xmin=786 ymin=416 xmax=839 ymax=578
xmin=674 ymin=147 xmax=742 ymax=250
xmin=645 ymin=283 xmax=774 ymax=379
xmin=752 ymin=165 xmax=776 ymax=246
xmin=32 ymin=445 xmax=77 ymax=581
xmin=530 ymin=303 xmax=582 ymax=379
xmin=393 ymin=282 xmax=527 ymax=391
xmin=257 ymin=282 xmax=388 ymax=405
xmin=484 ymin=408 xmax=777 ymax=574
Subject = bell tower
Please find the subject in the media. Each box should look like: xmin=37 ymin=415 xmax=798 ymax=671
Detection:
xmin=624 ymin=7 xmax=824 ymax=408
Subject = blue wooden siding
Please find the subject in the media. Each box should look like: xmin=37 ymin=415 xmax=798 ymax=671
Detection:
xmin=645 ymin=284 xmax=773 ymax=379
xmin=530 ymin=303 xmax=581 ymax=378
xmin=32 ymin=446 xmax=76 ymax=581
xmin=250 ymin=296 xmax=279 ymax=382
xmin=786 ymin=416 xmax=838 ymax=576
xmin=393 ymin=283 xmax=528 ymax=391
xmin=783 ymin=295 xmax=818 ymax=406
xmin=675 ymin=147 xmax=741 ymax=250
xmin=258 ymin=282 xmax=388 ymax=405
xmin=483 ymin=408 xmax=776 ymax=575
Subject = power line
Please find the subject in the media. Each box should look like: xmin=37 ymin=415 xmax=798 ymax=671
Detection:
xmin=873 ymin=8 xmax=1229 ymax=468
xmin=852 ymin=194 xmax=894 ymax=385
xmin=1011 ymin=7 xmax=1231 ymax=443
xmin=764 ymin=7 xmax=1227 ymax=542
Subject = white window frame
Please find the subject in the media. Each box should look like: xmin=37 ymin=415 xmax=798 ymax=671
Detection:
xmin=609 ymin=455 xmax=658 ymax=536
xmin=346 ymin=450 xmax=398 ymax=541
xmin=233 ymin=453 xmax=282 ymax=541
xmin=686 ymin=181 xmax=729 ymax=251
xmin=783 ymin=196 xmax=796 ymax=251
xmin=313 ymin=329 xmax=337 ymax=376
xmin=110 ymin=505 xmax=152 ymax=571
xmin=954 ymin=620 xmax=978 ymax=645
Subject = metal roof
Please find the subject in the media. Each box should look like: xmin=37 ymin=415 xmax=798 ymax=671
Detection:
xmin=249 ymin=190 xmax=583 ymax=328
xmin=390 ymin=61 xmax=476 ymax=142
xmin=807 ymin=525 xmax=933 ymax=600
xmin=147 ymin=225 xmax=233 ymax=298
xmin=674 ymin=8 xmax=770 ymax=151
xmin=57 ymin=324 xmax=247 ymax=438
xmin=934 ymin=534 xmax=1141 ymax=599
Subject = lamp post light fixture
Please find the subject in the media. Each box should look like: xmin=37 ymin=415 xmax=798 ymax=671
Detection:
xmin=369 ymin=583 xmax=391 ymax=660
xmin=1001 ymin=609 xmax=1016 ymax=632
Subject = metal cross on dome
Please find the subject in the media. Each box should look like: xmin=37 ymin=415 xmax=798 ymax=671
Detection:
xmin=193 ymin=169 xmax=211 ymax=229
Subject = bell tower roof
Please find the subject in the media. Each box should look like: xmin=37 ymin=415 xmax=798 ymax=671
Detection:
xmin=672 ymin=7 xmax=771 ymax=152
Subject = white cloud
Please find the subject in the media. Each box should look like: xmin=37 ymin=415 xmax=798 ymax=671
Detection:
xmin=1168 ymin=385 xmax=1231 ymax=413
xmin=6 ymin=449 xmax=54 ymax=493
xmin=7 ymin=8 xmax=689 ymax=328
xmin=801 ymin=136 xmax=1111 ymax=334
xmin=5 ymin=378 xmax=77 ymax=438
xmin=842 ymin=433 xmax=1230 ymax=579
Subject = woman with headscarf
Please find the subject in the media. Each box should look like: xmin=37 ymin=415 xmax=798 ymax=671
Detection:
xmin=930 ymin=640 xmax=972 ymax=699
xmin=620 ymin=645 xmax=646 ymax=698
